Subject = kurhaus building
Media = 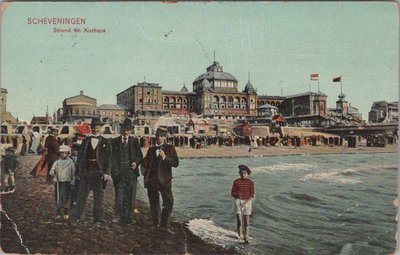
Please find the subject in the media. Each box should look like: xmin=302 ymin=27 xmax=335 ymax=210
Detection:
xmin=116 ymin=61 xmax=283 ymax=120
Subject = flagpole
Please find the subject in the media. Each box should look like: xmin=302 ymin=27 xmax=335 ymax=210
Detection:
xmin=340 ymin=76 xmax=343 ymax=94
xmin=318 ymin=80 xmax=320 ymax=93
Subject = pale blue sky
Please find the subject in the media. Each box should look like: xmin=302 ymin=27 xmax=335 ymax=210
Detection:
xmin=1 ymin=1 xmax=398 ymax=121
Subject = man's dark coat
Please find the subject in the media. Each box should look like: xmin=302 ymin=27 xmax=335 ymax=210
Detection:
xmin=142 ymin=144 xmax=179 ymax=186
xmin=77 ymin=136 xmax=111 ymax=178
xmin=111 ymin=135 xmax=143 ymax=182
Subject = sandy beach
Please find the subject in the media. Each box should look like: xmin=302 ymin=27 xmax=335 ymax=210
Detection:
xmin=159 ymin=143 xmax=397 ymax=159
xmin=1 ymin=144 xmax=396 ymax=254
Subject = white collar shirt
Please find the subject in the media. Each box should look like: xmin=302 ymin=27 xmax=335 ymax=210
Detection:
xmin=121 ymin=135 xmax=129 ymax=144
xmin=90 ymin=135 xmax=99 ymax=149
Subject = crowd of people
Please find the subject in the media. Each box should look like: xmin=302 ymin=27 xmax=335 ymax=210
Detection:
xmin=3 ymin=117 xmax=259 ymax=244
xmin=22 ymin=117 xmax=181 ymax=235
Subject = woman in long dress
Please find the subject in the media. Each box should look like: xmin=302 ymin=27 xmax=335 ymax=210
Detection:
xmin=30 ymin=128 xmax=60 ymax=183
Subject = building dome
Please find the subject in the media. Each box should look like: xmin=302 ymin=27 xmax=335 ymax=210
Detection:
xmin=193 ymin=61 xmax=238 ymax=84
xmin=243 ymin=81 xmax=256 ymax=94
xmin=181 ymin=84 xmax=188 ymax=92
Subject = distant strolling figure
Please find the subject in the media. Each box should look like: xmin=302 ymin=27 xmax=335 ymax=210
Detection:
xmin=20 ymin=135 xmax=27 ymax=156
xmin=111 ymin=118 xmax=143 ymax=225
xmin=231 ymin=164 xmax=255 ymax=244
xmin=30 ymin=127 xmax=60 ymax=183
xmin=30 ymin=131 xmax=41 ymax=154
xmin=2 ymin=147 xmax=18 ymax=192
xmin=49 ymin=145 xmax=75 ymax=220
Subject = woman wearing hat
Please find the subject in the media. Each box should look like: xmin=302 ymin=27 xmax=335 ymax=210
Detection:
xmin=30 ymin=127 xmax=60 ymax=183
xmin=231 ymin=164 xmax=255 ymax=244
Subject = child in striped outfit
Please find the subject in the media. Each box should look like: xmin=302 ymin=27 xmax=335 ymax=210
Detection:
xmin=231 ymin=164 xmax=255 ymax=244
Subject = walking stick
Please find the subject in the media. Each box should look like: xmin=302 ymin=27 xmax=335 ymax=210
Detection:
xmin=55 ymin=165 xmax=60 ymax=206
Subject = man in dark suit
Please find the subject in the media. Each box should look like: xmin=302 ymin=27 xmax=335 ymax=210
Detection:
xmin=142 ymin=127 xmax=179 ymax=233
xmin=111 ymin=118 xmax=143 ymax=225
xmin=70 ymin=118 xmax=112 ymax=226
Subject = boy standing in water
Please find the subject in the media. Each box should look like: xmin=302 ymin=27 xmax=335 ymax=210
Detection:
xmin=231 ymin=164 xmax=255 ymax=244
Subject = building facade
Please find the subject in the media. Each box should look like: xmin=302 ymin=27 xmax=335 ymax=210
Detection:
xmin=0 ymin=88 xmax=17 ymax=123
xmin=369 ymin=101 xmax=398 ymax=123
xmin=116 ymin=82 xmax=165 ymax=117
xmin=116 ymin=61 xmax=260 ymax=121
xmin=57 ymin=91 xmax=99 ymax=123
xmin=281 ymin=92 xmax=327 ymax=126
xmin=97 ymin=104 xmax=130 ymax=123
xmin=114 ymin=60 xmax=364 ymax=128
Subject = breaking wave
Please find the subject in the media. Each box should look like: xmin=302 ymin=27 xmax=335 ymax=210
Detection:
xmin=300 ymin=169 xmax=364 ymax=184
xmin=187 ymin=219 xmax=247 ymax=248
xmin=251 ymin=163 xmax=316 ymax=173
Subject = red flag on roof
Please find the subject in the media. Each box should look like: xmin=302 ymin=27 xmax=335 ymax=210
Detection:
xmin=310 ymin=74 xmax=319 ymax=81
xmin=333 ymin=76 xmax=342 ymax=82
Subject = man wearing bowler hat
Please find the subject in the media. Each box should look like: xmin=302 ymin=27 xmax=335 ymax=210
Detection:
xmin=231 ymin=164 xmax=255 ymax=244
xmin=111 ymin=118 xmax=143 ymax=225
xmin=142 ymin=127 xmax=179 ymax=233
xmin=71 ymin=117 xmax=111 ymax=226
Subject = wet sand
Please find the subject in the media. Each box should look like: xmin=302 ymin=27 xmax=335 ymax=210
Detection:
xmin=147 ymin=143 xmax=397 ymax=158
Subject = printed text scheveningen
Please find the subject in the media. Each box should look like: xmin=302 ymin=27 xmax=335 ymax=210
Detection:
xmin=27 ymin=17 xmax=86 ymax=25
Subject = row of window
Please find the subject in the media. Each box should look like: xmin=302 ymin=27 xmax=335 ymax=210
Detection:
xmin=211 ymin=104 xmax=246 ymax=109
xmin=100 ymin=111 xmax=125 ymax=117
xmin=163 ymin=104 xmax=193 ymax=109
xmin=138 ymin=98 xmax=158 ymax=103
xmin=67 ymin=107 xmax=96 ymax=115
xmin=213 ymin=81 xmax=236 ymax=88
xmin=258 ymin=101 xmax=282 ymax=107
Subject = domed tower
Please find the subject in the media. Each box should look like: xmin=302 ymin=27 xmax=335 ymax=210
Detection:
xmin=181 ymin=83 xmax=188 ymax=92
xmin=336 ymin=92 xmax=349 ymax=115
xmin=192 ymin=61 xmax=238 ymax=93
xmin=243 ymin=72 xmax=257 ymax=94
xmin=243 ymin=71 xmax=257 ymax=116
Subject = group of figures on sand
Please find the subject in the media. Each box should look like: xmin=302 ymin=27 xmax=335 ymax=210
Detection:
xmin=29 ymin=117 xmax=255 ymax=242
xmin=30 ymin=117 xmax=179 ymax=233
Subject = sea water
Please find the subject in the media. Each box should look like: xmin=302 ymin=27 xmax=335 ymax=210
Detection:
xmin=171 ymin=152 xmax=397 ymax=255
